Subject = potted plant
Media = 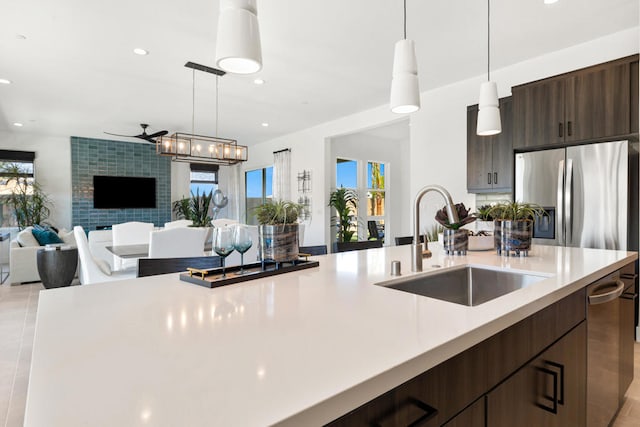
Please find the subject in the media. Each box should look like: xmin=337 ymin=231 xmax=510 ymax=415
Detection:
xmin=473 ymin=204 xmax=497 ymax=233
xmin=328 ymin=187 xmax=358 ymax=243
xmin=1 ymin=163 xmax=52 ymax=230
xmin=435 ymin=203 xmax=476 ymax=255
xmin=253 ymin=200 xmax=302 ymax=263
xmin=172 ymin=189 xmax=214 ymax=227
xmin=488 ymin=201 xmax=546 ymax=256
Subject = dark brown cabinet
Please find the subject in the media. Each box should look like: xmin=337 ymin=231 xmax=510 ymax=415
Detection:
xmin=619 ymin=264 xmax=637 ymax=405
xmin=467 ymin=97 xmax=513 ymax=193
xmin=486 ymin=322 xmax=587 ymax=427
xmin=326 ymin=288 xmax=586 ymax=427
xmin=442 ymin=398 xmax=485 ymax=427
xmin=513 ymin=55 xmax=638 ymax=149
xmin=326 ymin=261 xmax=635 ymax=427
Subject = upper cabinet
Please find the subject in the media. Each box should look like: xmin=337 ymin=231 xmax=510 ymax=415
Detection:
xmin=467 ymin=96 xmax=513 ymax=193
xmin=513 ymin=55 xmax=639 ymax=149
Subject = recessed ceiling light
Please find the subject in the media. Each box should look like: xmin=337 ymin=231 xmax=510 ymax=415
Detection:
xmin=253 ymin=78 xmax=265 ymax=85
xmin=544 ymin=0 xmax=558 ymax=4
xmin=261 ymin=123 xmax=269 ymax=127
xmin=0 ymin=79 xmax=11 ymax=85
xmin=13 ymin=122 xmax=23 ymax=127
xmin=133 ymin=48 xmax=149 ymax=56
xmin=16 ymin=34 xmax=27 ymax=40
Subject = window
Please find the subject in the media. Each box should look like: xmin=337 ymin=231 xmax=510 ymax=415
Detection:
xmin=245 ymin=166 xmax=273 ymax=225
xmin=333 ymin=158 xmax=388 ymax=242
xmin=189 ymin=163 xmax=218 ymax=195
xmin=335 ymin=158 xmax=358 ymax=240
xmin=366 ymin=161 xmax=385 ymax=240
xmin=0 ymin=150 xmax=36 ymax=227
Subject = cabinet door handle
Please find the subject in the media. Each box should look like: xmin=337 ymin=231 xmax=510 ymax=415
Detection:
xmin=494 ymin=172 xmax=498 ymax=185
xmin=372 ymin=397 xmax=438 ymax=427
xmin=536 ymin=366 xmax=559 ymax=414
xmin=488 ymin=173 xmax=492 ymax=185
xmin=588 ymin=280 xmax=625 ymax=305
xmin=558 ymin=122 xmax=564 ymax=138
xmin=546 ymin=361 xmax=565 ymax=405
xmin=567 ymin=121 xmax=573 ymax=136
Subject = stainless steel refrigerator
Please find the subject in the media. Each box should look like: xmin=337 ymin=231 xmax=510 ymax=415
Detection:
xmin=515 ymin=140 xmax=639 ymax=427
xmin=514 ymin=140 xmax=638 ymax=251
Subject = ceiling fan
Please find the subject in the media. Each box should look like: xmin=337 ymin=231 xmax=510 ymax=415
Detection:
xmin=104 ymin=123 xmax=168 ymax=143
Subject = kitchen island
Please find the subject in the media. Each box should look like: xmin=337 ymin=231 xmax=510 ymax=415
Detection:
xmin=24 ymin=245 xmax=636 ymax=426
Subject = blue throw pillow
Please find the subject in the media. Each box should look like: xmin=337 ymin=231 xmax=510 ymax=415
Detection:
xmin=32 ymin=228 xmax=64 ymax=246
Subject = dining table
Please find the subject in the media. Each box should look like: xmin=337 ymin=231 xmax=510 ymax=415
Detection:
xmin=106 ymin=243 xmax=213 ymax=259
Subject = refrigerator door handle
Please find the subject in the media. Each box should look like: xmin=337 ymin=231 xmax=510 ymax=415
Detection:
xmin=565 ymin=159 xmax=573 ymax=245
xmin=557 ymin=160 xmax=565 ymax=245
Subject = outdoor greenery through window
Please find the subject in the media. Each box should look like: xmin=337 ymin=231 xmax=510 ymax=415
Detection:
xmin=189 ymin=163 xmax=219 ymax=195
xmin=0 ymin=150 xmax=37 ymax=228
xmin=335 ymin=159 xmax=358 ymax=240
xmin=367 ymin=161 xmax=385 ymax=240
xmin=245 ymin=166 xmax=273 ymax=225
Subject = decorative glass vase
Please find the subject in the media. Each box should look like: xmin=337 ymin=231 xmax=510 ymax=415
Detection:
xmin=258 ymin=223 xmax=299 ymax=263
xmin=498 ymin=220 xmax=533 ymax=257
xmin=442 ymin=229 xmax=469 ymax=255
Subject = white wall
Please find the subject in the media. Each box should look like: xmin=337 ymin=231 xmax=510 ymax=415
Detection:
xmin=171 ymin=161 xmax=191 ymax=216
xmin=0 ymin=131 xmax=72 ymax=229
xmin=243 ymin=27 xmax=639 ymax=244
xmin=227 ymin=107 xmax=407 ymax=246
xmin=2 ymin=28 xmax=637 ymax=239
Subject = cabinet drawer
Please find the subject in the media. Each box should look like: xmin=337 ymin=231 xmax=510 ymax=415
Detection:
xmin=326 ymin=289 xmax=586 ymax=426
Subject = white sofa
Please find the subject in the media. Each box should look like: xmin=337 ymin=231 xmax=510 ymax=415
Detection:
xmin=9 ymin=227 xmax=76 ymax=284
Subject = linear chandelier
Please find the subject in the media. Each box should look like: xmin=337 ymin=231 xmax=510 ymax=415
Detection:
xmin=157 ymin=62 xmax=248 ymax=165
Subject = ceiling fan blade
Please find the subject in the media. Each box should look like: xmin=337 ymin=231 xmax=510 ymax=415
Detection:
xmin=146 ymin=130 xmax=168 ymax=139
xmin=143 ymin=138 xmax=159 ymax=144
xmin=104 ymin=131 xmax=136 ymax=138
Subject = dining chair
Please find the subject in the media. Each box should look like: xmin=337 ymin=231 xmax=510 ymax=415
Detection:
xmin=299 ymin=245 xmax=328 ymax=256
xmin=163 ymin=219 xmax=193 ymax=229
xmin=394 ymin=235 xmax=425 ymax=246
xmin=112 ymin=221 xmax=154 ymax=270
xmin=333 ymin=240 xmax=383 ymax=253
xmin=73 ymin=226 xmax=136 ymax=285
xmin=148 ymin=227 xmax=208 ymax=258
xmin=137 ymin=256 xmax=222 ymax=278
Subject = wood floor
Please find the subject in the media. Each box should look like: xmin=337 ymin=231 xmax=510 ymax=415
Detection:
xmin=1 ymin=281 xmax=640 ymax=427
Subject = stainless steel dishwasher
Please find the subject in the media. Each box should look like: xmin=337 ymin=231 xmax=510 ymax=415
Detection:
xmin=586 ymin=271 xmax=625 ymax=427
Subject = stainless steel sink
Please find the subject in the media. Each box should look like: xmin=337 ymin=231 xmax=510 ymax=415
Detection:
xmin=376 ymin=266 xmax=549 ymax=306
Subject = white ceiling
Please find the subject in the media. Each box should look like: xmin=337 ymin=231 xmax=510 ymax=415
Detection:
xmin=0 ymin=0 xmax=637 ymax=146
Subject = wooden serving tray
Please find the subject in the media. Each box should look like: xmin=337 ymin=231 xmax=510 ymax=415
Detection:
xmin=179 ymin=259 xmax=320 ymax=288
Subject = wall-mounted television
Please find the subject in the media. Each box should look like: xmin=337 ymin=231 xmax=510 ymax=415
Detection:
xmin=93 ymin=176 xmax=156 ymax=209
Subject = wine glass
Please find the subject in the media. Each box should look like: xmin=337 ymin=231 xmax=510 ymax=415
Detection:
xmin=213 ymin=226 xmax=235 ymax=279
xmin=233 ymin=224 xmax=253 ymax=274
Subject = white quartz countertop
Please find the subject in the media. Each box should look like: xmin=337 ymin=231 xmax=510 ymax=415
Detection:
xmin=25 ymin=245 xmax=637 ymax=426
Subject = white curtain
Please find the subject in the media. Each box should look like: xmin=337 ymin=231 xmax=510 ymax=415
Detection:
xmin=273 ymin=149 xmax=291 ymax=201
xmin=226 ymin=163 xmax=242 ymax=221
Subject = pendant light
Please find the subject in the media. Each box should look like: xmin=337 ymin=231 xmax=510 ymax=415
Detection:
xmin=215 ymin=0 xmax=262 ymax=74
xmin=390 ymin=0 xmax=420 ymax=114
xmin=476 ymin=0 xmax=502 ymax=136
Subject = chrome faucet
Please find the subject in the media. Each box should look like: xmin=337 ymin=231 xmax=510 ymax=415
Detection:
xmin=412 ymin=185 xmax=459 ymax=272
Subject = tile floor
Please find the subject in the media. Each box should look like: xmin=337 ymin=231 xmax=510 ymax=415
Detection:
xmin=1 ymin=281 xmax=639 ymax=427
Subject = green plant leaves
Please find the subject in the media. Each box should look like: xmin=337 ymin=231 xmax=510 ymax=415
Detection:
xmin=328 ymin=187 xmax=358 ymax=242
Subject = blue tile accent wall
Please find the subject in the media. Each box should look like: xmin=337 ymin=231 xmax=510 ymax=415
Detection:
xmin=71 ymin=137 xmax=171 ymax=230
